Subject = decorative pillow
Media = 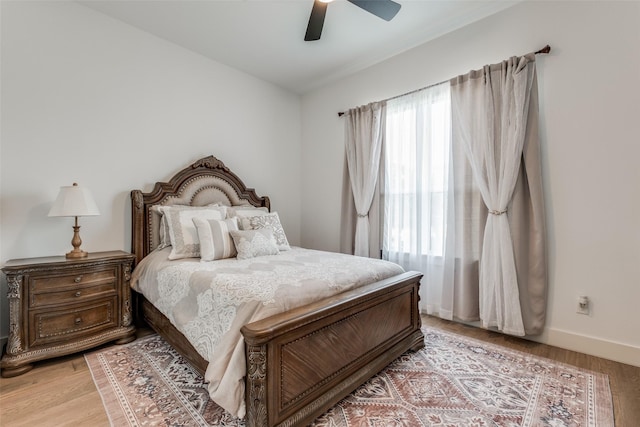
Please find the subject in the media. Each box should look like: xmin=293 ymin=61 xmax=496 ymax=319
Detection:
xmin=150 ymin=205 xmax=172 ymax=249
xmin=229 ymin=228 xmax=279 ymax=260
xmin=240 ymin=212 xmax=290 ymax=251
xmin=152 ymin=204 xmax=225 ymax=249
xmin=227 ymin=205 xmax=269 ymax=221
xmin=160 ymin=205 xmax=227 ymax=260
xmin=192 ymin=217 xmax=238 ymax=261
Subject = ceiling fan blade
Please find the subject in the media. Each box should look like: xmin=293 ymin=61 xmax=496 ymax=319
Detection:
xmin=305 ymin=0 xmax=328 ymax=41
xmin=347 ymin=0 xmax=401 ymax=21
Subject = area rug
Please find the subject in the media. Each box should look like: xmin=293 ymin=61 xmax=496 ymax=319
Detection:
xmin=85 ymin=328 xmax=614 ymax=426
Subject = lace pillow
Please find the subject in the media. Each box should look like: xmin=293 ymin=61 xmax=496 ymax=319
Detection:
xmin=160 ymin=205 xmax=227 ymax=260
xmin=229 ymin=228 xmax=279 ymax=260
xmin=192 ymin=217 xmax=238 ymax=261
xmin=240 ymin=212 xmax=290 ymax=251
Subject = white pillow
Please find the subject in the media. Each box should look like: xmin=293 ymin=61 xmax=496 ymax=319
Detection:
xmin=227 ymin=205 xmax=269 ymax=223
xmin=240 ymin=212 xmax=290 ymax=251
xmin=193 ymin=217 xmax=238 ymax=261
xmin=229 ymin=228 xmax=279 ymax=260
xmin=150 ymin=205 xmax=171 ymax=249
xmin=160 ymin=205 xmax=227 ymax=260
xmin=152 ymin=204 xmax=224 ymax=249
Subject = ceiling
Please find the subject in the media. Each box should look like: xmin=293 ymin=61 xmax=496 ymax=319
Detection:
xmin=78 ymin=0 xmax=518 ymax=94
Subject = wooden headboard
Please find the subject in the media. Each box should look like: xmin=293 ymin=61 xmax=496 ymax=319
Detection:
xmin=130 ymin=155 xmax=270 ymax=265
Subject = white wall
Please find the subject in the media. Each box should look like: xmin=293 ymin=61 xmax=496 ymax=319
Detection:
xmin=0 ymin=1 xmax=301 ymax=338
xmin=301 ymin=1 xmax=640 ymax=366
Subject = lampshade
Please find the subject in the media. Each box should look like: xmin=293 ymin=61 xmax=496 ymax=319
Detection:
xmin=48 ymin=183 xmax=100 ymax=217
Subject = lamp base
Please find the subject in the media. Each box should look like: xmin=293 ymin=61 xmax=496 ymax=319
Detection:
xmin=66 ymin=222 xmax=89 ymax=258
xmin=66 ymin=249 xmax=89 ymax=259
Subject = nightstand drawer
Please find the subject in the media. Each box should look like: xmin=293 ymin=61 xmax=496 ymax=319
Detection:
xmin=30 ymin=267 xmax=117 ymax=291
xmin=29 ymin=298 xmax=118 ymax=347
xmin=30 ymin=283 xmax=117 ymax=308
xmin=29 ymin=268 xmax=117 ymax=308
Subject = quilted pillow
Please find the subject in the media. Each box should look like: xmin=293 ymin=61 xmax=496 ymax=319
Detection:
xmin=240 ymin=212 xmax=290 ymax=251
xmin=193 ymin=217 xmax=239 ymax=261
xmin=229 ymin=228 xmax=279 ymax=260
xmin=160 ymin=205 xmax=227 ymax=260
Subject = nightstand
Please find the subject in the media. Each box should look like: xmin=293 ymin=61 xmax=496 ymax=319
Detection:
xmin=1 ymin=250 xmax=136 ymax=377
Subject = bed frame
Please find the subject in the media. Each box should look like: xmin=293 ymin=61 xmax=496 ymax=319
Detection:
xmin=131 ymin=155 xmax=424 ymax=427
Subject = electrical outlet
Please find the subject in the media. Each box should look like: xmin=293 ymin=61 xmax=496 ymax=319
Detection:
xmin=576 ymin=296 xmax=589 ymax=315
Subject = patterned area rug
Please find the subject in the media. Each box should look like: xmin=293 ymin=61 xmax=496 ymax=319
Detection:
xmin=85 ymin=329 xmax=614 ymax=426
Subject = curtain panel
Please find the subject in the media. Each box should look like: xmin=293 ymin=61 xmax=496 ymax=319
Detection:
xmin=340 ymin=102 xmax=386 ymax=258
xmin=450 ymin=54 xmax=547 ymax=335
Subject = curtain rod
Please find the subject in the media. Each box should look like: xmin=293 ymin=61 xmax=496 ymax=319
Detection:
xmin=337 ymin=44 xmax=551 ymax=117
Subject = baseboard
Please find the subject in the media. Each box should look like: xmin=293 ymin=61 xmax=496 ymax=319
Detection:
xmin=527 ymin=327 xmax=640 ymax=368
xmin=452 ymin=318 xmax=640 ymax=368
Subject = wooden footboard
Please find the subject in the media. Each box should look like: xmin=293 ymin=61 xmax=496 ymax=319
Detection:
xmin=136 ymin=271 xmax=423 ymax=427
xmin=241 ymin=271 xmax=424 ymax=427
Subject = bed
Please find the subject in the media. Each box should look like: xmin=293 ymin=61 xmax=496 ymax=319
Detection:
xmin=130 ymin=155 xmax=424 ymax=427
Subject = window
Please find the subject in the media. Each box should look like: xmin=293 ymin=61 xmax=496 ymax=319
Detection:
xmin=383 ymin=83 xmax=451 ymax=259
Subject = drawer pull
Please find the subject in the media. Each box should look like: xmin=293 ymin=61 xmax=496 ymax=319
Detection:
xmin=75 ymin=291 xmax=82 ymax=297
xmin=74 ymin=276 xmax=82 ymax=283
xmin=74 ymin=317 xmax=82 ymax=325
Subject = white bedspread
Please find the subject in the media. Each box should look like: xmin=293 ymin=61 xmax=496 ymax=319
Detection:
xmin=131 ymin=246 xmax=404 ymax=418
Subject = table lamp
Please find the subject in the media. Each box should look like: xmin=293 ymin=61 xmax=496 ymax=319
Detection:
xmin=48 ymin=183 xmax=100 ymax=258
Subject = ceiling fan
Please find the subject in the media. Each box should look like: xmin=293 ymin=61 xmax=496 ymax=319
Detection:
xmin=305 ymin=0 xmax=402 ymax=41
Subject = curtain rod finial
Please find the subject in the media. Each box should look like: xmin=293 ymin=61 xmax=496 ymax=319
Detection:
xmin=536 ymin=45 xmax=551 ymax=55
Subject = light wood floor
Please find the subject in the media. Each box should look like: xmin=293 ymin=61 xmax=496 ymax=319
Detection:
xmin=1 ymin=316 xmax=638 ymax=426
